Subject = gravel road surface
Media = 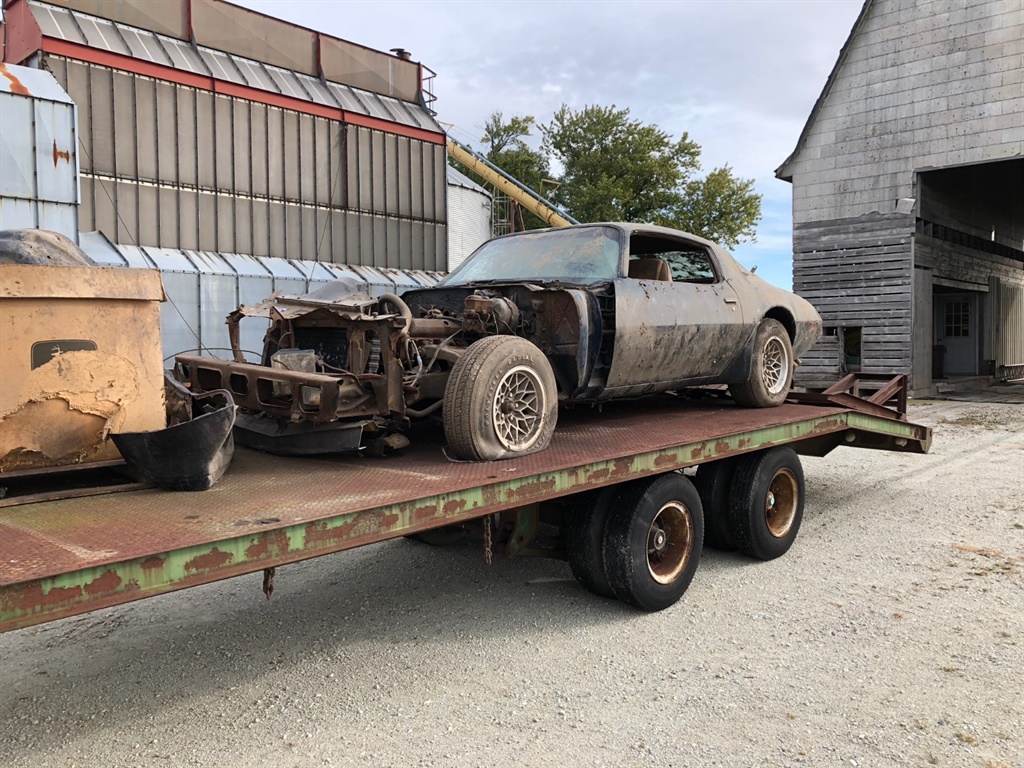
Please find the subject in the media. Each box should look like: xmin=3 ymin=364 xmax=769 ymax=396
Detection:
xmin=1 ymin=400 xmax=1021 ymax=768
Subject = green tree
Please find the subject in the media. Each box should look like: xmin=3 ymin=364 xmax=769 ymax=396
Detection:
xmin=540 ymin=104 xmax=761 ymax=248
xmin=450 ymin=112 xmax=552 ymax=230
xmin=673 ymin=166 xmax=762 ymax=249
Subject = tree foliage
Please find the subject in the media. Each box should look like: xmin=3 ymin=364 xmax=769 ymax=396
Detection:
xmin=455 ymin=106 xmax=761 ymax=246
xmin=540 ymin=104 xmax=700 ymax=224
xmin=540 ymin=104 xmax=761 ymax=248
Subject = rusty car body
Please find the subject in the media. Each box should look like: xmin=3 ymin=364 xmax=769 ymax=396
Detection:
xmin=176 ymin=223 xmax=822 ymax=461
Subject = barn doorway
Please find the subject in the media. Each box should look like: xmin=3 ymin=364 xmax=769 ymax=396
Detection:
xmin=933 ymin=289 xmax=981 ymax=377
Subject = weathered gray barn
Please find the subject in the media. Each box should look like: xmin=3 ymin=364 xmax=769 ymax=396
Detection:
xmin=777 ymin=0 xmax=1023 ymax=391
xmin=1 ymin=0 xmax=449 ymax=270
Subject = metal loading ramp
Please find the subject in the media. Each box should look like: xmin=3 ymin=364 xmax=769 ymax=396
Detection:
xmin=0 ymin=397 xmax=930 ymax=633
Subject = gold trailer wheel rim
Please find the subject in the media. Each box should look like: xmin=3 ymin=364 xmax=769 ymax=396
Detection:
xmin=765 ymin=468 xmax=799 ymax=537
xmin=646 ymin=502 xmax=694 ymax=585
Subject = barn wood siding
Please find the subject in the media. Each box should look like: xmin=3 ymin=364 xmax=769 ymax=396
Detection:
xmin=914 ymin=236 xmax=1024 ymax=290
xmin=792 ymin=212 xmax=914 ymax=387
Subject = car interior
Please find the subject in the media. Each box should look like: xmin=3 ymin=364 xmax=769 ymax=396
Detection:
xmin=628 ymin=234 xmax=719 ymax=284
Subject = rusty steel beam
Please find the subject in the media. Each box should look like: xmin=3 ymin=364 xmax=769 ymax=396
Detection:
xmin=0 ymin=409 xmax=930 ymax=633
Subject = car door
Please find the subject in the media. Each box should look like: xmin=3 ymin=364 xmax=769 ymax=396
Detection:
xmin=605 ymin=240 xmax=747 ymax=392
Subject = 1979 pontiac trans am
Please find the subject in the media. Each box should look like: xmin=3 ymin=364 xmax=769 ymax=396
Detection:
xmin=176 ymin=224 xmax=822 ymax=461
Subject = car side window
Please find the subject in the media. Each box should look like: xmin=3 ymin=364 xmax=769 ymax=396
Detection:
xmin=628 ymin=234 xmax=720 ymax=284
xmin=661 ymin=250 xmax=718 ymax=284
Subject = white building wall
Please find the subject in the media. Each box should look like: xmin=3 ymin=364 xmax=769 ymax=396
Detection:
xmin=786 ymin=0 xmax=1024 ymax=225
xmin=447 ymin=185 xmax=492 ymax=271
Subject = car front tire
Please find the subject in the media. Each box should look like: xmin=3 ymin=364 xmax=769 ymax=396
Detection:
xmin=443 ymin=336 xmax=558 ymax=461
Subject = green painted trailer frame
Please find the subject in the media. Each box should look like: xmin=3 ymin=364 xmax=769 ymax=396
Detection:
xmin=0 ymin=389 xmax=931 ymax=634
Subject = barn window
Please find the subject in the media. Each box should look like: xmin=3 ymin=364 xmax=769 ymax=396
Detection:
xmin=943 ymin=300 xmax=970 ymax=338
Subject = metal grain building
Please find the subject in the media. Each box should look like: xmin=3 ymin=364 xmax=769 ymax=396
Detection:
xmin=0 ymin=62 xmax=78 ymax=239
xmin=777 ymin=0 xmax=1024 ymax=390
xmin=446 ymin=165 xmax=491 ymax=270
xmin=1 ymin=0 xmax=449 ymax=270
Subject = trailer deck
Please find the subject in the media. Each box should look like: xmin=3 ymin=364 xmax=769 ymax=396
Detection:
xmin=0 ymin=394 xmax=931 ymax=633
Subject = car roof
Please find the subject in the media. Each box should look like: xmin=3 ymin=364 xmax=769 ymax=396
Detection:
xmin=497 ymin=222 xmax=722 ymax=251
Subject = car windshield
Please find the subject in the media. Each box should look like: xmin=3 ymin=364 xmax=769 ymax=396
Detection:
xmin=439 ymin=226 xmax=622 ymax=286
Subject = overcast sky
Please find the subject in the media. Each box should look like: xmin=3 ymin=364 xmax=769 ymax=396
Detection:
xmin=239 ymin=0 xmax=864 ymax=288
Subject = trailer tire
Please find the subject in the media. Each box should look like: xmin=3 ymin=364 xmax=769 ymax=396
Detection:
xmin=565 ymin=487 xmax=616 ymax=599
xmin=406 ymin=525 xmax=468 ymax=546
xmin=692 ymin=459 xmax=738 ymax=551
xmin=443 ymin=336 xmax=558 ymax=461
xmin=728 ymin=447 xmax=804 ymax=560
xmin=730 ymin=318 xmax=793 ymax=408
xmin=602 ymin=474 xmax=703 ymax=612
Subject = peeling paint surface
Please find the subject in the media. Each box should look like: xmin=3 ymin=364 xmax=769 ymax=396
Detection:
xmin=0 ymin=264 xmax=166 ymax=472
xmin=0 ymin=351 xmax=140 ymax=471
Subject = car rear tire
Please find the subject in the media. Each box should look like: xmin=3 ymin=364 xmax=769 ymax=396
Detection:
xmin=602 ymin=474 xmax=704 ymax=612
xmin=727 ymin=447 xmax=804 ymax=561
xmin=565 ymin=487 xmax=617 ymax=599
xmin=692 ymin=459 xmax=738 ymax=551
xmin=730 ymin=318 xmax=793 ymax=408
xmin=443 ymin=336 xmax=558 ymax=461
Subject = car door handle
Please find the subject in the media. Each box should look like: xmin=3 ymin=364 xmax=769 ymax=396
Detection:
xmin=724 ymin=297 xmax=738 ymax=304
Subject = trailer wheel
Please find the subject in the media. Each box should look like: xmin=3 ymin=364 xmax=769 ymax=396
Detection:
xmin=602 ymin=474 xmax=704 ymax=612
xmin=728 ymin=447 xmax=804 ymax=560
xmin=692 ymin=459 xmax=738 ymax=551
xmin=443 ymin=336 xmax=558 ymax=461
xmin=564 ymin=487 xmax=616 ymax=599
xmin=730 ymin=318 xmax=793 ymax=408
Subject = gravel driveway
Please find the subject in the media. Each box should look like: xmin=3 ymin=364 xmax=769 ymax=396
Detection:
xmin=1 ymin=401 xmax=1021 ymax=768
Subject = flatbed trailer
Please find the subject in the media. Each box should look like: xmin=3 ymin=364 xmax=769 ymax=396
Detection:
xmin=0 ymin=379 xmax=931 ymax=633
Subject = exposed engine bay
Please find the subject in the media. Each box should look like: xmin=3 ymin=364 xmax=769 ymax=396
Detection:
xmin=174 ymin=277 xmax=603 ymax=455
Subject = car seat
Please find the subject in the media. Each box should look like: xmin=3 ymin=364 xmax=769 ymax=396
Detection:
xmin=628 ymin=258 xmax=672 ymax=282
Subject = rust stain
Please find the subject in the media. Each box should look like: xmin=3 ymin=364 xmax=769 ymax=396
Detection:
xmin=0 ymin=64 xmax=30 ymax=96
xmin=737 ymin=438 xmax=751 ymax=450
xmin=4 ymin=582 xmax=83 ymax=613
xmin=588 ymin=467 xmax=611 ymax=484
xmin=183 ymin=547 xmax=233 ymax=572
xmin=441 ymin=498 xmax=466 ymax=516
xmin=244 ymin=530 xmax=290 ymax=560
xmin=653 ymin=452 xmax=677 ymax=468
xmin=609 ymin=456 xmax=633 ymax=479
xmin=506 ymin=477 xmax=557 ymax=502
xmin=83 ymin=570 xmax=121 ymax=597
xmin=713 ymin=440 xmax=731 ymax=456
xmin=303 ymin=519 xmax=358 ymax=548
xmin=378 ymin=512 xmax=400 ymax=529
xmin=52 ymin=139 xmax=71 ymax=167
xmin=141 ymin=556 xmax=165 ymax=571
xmin=812 ymin=419 xmax=841 ymax=434
xmin=411 ymin=502 xmax=441 ymax=524
xmin=690 ymin=442 xmax=707 ymax=461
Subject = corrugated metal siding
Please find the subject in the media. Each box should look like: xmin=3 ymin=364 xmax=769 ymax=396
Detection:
xmin=79 ymin=231 xmax=442 ymax=363
xmin=47 ymin=55 xmax=448 ymax=270
xmin=30 ymin=1 xmax=440 ymax=132
xmin=447 ymin=185 xmax=492 ymax=271
xmin=998 ymin=279 xmax=1024 ymax=371
xmin=0 ymin=64 xmax=79 ymax=240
